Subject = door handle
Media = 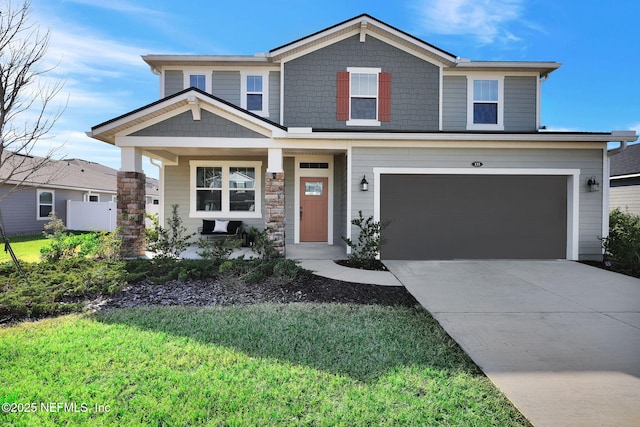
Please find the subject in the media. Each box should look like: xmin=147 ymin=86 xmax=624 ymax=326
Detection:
xmin=300 ymin=207 xmax=303 ymax=220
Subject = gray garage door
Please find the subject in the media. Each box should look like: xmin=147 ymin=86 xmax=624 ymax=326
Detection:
xmin=380 ymin=174 xmax=567 ymax=260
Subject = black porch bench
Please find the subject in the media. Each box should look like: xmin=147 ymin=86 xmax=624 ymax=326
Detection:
xmin=198 ymin=219 xmax=243 ymax=241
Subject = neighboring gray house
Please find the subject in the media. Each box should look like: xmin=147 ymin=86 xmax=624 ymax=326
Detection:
xmin=0 ymin=154 xmax=159 ymax=235
xmin=609 ymin=143 xmax=640 ymax=216
xmin=89 ymin=14 xmax=637 ymax=259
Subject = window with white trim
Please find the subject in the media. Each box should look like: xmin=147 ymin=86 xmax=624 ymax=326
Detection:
xmin=84 ymin=194 xmax=99 ymax=202
xmin=37 ymin=189 xmax=54 ymax=220
xmin=183 ymin=71 xmax=209 ymax=92
xmin=350 ymin=72 xmax=378 ymax=121
xmin=190 ymin=161 xmax=262 ymax=218
xmin=337 ymin=67 xmax=390 ymax=126
xmin=240 ymin=71 xmax=269 ymax=117
xmin=467 ymin=76 xmax=504 ymax=130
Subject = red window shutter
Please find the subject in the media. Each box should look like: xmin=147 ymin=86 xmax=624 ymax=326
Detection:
xmin=378 ymin=72 xmax=391 ymax=122
xmin=336 ymin=71 xmax=350 ymax=121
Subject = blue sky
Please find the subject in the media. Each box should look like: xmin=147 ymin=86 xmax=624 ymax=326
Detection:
xmin=27 ymin=0 xmax=640 ymax=177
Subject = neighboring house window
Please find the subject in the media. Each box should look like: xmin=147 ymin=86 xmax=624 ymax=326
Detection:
xmin=190 ymin=160 xmax=262 ymax=218
xmin=84 ymin=194 xmax=99 ymax=202
xmin=337 ymin=67 xmax=391 ymax=126
xmin=189 ymin=74 xmax=206 ymax=91
xmin=37 ymin=189 xmax=54 ymax=220
xmin=467 ymin=76 xmax=504 ymax=130
xmin=240 ymin=71 xmax=269 ymax=117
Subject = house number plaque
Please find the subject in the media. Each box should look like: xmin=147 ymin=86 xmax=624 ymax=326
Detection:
xmin=471 ymin=161 xmax=483 ymax=167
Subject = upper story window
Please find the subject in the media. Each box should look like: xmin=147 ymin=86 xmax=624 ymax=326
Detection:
xmin=84 ymin=194 xmax=99 ymax=202
xmin=190 ymin=160 xmax=262 ymax=219
xmin=189 ymin=74 xmax=206 ymax=91
xmin=37 ymin=189 xmax=54 ymax=220
xmin=337 ymin=67 xmax=391 ymax=126
xmin=241 ymin=71 xmax=269 ymax=117
xmin=467 ymin=76 xmax=504 ymax=130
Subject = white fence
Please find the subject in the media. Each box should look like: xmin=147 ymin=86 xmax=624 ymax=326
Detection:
xmin=66 ymin=201 xmax=160 ymax=232
xmin=66 ymin=201 xmax=116 ymax=232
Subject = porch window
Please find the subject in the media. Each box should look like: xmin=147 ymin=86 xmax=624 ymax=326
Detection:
xmin=37 ymin=189 xmax=54 ymax=220
xmin=190 ymin=161 xmax=262 ymax=218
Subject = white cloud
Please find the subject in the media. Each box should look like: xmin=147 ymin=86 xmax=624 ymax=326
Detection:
xmin=61 ymin=0 xmax=167 ymax=17
xmin=630 ymin=122 xmax=640 ymax=134
xmin=413 ymin=0 xmax=524 ymax=44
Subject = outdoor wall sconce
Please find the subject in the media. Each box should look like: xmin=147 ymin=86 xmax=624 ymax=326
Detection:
xmin=587 ymin=176 xmax=600 ymax=192
xmin=360 ymin=175 xmax=369 ymax=191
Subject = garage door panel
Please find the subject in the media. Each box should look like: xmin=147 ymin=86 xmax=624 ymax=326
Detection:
xmin=380 ymin=175 xmax=567 ymax=260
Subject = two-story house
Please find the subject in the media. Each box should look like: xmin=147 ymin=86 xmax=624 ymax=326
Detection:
xmin=90 ymin=14 xmax=637 ymax=259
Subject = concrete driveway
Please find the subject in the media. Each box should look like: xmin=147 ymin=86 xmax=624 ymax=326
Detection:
xmin=384 ymin=260 xmax=640 ymax=427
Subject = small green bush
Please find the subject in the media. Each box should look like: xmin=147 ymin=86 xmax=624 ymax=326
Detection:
xmin=147 ymin=204 xmax=195 ymax=259
xmin=602 ymin=208 xmax=640 ymax=277
xmin=342 ymin=210 xmax=389 ymax=270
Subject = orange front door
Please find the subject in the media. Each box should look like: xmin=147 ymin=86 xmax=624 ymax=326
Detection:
xmin=300 ymin=177 xmax=328 ymax=242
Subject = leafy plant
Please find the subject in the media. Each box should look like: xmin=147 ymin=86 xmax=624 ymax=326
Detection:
xmin=147 ymin=204 xmax=195 ymax=259
xmin=342 ymin=210 xmax=389 ymax=270
xmin=602 ymin=208 xmax=640 ymax=277
xmin=248 ymin=226 xmax=280 ymax=260
xmin=40 ymin=214 xmax=122 ymax=262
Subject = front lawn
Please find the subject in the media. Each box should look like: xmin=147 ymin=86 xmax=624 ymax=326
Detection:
xmin=0 ymin=305 xmax=531 ymax=426
xmin=0 ymin=234 xmax=49 ymax=263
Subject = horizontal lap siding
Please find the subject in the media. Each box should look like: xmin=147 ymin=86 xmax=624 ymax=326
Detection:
xmin=164 ymin=157 xmax=267 ymax=235
xmin=504 ymin=76 xmax=537 ymax=131
xmin=350 ymin=146 xmax=604 ymax=258
xmin=442 ymin=76 xmax=467 ymax=131
xmin=164 ymin=70 xmax=184 ymax=97
xmin=212 ymin=71 xmax=241 ymax=106
xmin=610 ymin=185 xmax=640 ymax=216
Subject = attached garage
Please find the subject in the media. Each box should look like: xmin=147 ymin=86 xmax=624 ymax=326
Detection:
xmin=380 ymin=173 xmax=569 ymax=260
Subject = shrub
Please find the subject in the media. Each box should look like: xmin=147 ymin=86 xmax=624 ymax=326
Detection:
xmin=602 ymin=208 xmax=640 ymax=277
xmin=147 ymin=204 xmax=195 ymax=259
xmin=0 ymin=259 xmax=127 ymax=320
xmin=342 ymin=210 xmax=389 ymax=270
xmin=248 ymin=227 xmax=280 ymax=260
xmin=145 ymin=212 xmax=159 ymax=244
xmin=196 ymin=236 xmax=241 ymax=261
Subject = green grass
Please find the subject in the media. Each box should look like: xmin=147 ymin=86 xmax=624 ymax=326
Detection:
xmin=0 ymin=304 xmax=531 ymax=426
xmin=0 ymin=234 xmax=49 ymax=263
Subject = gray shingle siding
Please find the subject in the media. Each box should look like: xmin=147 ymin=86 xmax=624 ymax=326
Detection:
xmin=442 ymin=76 xmax=467 ymax=131
xmin=283 ymin=34 xmax=440 ymax=130
xmin=212 ymin=71 xmax=241 ymax=105
xmin=504 ymin=76 xmax=537 ymax=131
xmin=165 ymin=70 xmax=184 ymax=97
xmin=131 ymin=110 xmax=266 ymax=138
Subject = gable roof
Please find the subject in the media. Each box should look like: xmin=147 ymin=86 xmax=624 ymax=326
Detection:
xmin=90 ymin=88 xmax=287 ymax=144
xmin=269 ymin=13 xmax=458 ymax=65
xmin=610 ymin=143 xmax=640 ymax=177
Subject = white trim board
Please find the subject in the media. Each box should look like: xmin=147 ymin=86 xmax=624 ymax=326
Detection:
xmin=372 ymin=167 xmax=581 ymax=260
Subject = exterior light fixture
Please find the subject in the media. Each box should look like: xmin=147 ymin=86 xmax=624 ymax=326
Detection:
xmin=587 ymin=176 xmax=600 ymax=192
xmin=360 ymin=175 xmax=369 ymax=191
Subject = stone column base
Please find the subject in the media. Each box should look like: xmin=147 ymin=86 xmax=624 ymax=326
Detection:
xmin=265 ymin=172 xmax=285 ymax=256
xmin=117 ymin=171 xmax=146 ymax=258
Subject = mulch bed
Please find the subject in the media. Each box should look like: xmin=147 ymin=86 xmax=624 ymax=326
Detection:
xmin=90 ymin=275 xmax=418 ymax=312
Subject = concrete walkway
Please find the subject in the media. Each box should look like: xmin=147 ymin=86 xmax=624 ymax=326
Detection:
xmin=384 ymin=260 xmax=640 ymax=427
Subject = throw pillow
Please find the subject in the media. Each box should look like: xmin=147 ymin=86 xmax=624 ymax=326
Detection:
xmin=202 ymin=219 xmax=215 ymax=234
xmin=213 ymin=220 xmax=229 ymax=233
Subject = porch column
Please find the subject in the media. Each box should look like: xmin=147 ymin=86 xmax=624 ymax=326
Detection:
xmin=117 ymin=147 xmax=146 ymax=258
xmin=265 ymin=148 xmax=285 ymax=255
